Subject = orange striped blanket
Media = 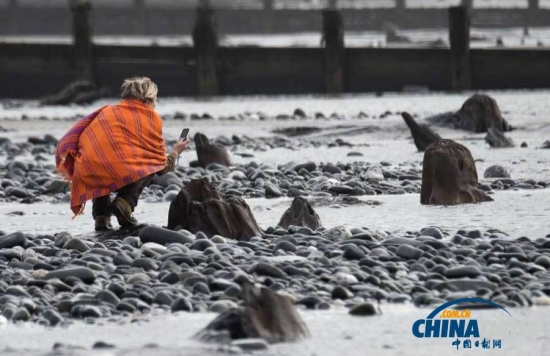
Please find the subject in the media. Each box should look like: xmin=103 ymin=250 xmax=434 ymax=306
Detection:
xmin=55 ymin=100 xmax=167 ymax=215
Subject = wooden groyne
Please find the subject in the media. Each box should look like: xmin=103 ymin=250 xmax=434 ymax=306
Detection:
xmin=1 ymin=2 xmax=550 ymax=98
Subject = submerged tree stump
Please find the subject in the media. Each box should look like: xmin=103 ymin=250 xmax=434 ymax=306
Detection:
xmin=401 ymin=112 xmax=442 ymax=152
xmin=421 ymin=140 xmax=493 ymax=205
xmin=195 ymin=284 xmax=310 ymax=343
xmin=485 ymin=127 xmax=514 ymax=148
xmin=167 ymin=178 xmax=261 ymax=241
xmin=40 ymin=81 xmax=109 ymax=106
xmin=427 ymin=94 xmax=511 ymax=133
xmin=278 ymin=197 xmax=321 ymax=230
xmin=195 ymin=132 xmax=233 ymax=168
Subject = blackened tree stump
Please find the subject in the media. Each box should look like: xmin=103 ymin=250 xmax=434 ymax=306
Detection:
xmin=401 ymin=112 xmax=442 ymax=152
xmin=195 ymin=284 xmax=310 ymax=343
xmin=428 ymin=94 xmax=511 ymax=133
xmin=195 ymin=132 xmax=233 ymax=168
xmin=421 ymin=140 xmax=493 ymax=205
xmin=278 ymin=197 xmax=322 ymax=230
xmin=167 ymin=178 xmax=261 ymax=241
xmin=485 ymin=127 xmax=514 ymax=148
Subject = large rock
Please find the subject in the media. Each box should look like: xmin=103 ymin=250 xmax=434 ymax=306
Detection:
xmin=167 ymin=178 xmax=262 ymax=241
xmin=484 ymin=165 xmax=511 ymax=179
xmin=401 ymin=112 xmax=442 ymax=151
xmin=427 ymin=94 xmax=511 ymax=133
xmin=195 ymin=133 xmax=233 ymax=168
xmin=421 ymin=140 xmax=493 ymax=205
xmin=277 ymin=197 xmax=321 ymax=230
xmin=194 ymin=284 xmax=309 ymax=343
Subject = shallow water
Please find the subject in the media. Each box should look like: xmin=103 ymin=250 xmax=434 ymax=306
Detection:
xmin=0 ymin=305 xmax=547 ymax=356
xmin=0 ymin=189 xmax=547 ymax=241
xmin=1 ymin=91 xmax=549 ymax=180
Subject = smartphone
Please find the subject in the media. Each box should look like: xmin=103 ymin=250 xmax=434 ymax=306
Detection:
xmin=180 ymin=128 xmax=190 ymax=140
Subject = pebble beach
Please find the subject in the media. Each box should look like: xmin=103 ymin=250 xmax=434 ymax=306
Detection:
xmin=0 ymin=90 xmax=549 ymax=355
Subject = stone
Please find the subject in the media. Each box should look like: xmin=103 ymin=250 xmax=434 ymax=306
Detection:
xmin=139 ymin=226 xmax=194 ymax=245
xmin=55 ymin=232 xmax=74 ymax=248
xmin=421 ymin=140 xmax=493 ymax=205
xmin=128 ymin=273 xmax=151 ymax=284
xmin=396 ymin=244 xmax=423 ymax=260
xmin=265 ymin=185 xmax=283 ymax=198
xmin=445 ymin=266 xmax=482 ymax=279
xmin=534 ymin=255 xmax=550 ymax=269
xmin=343 ymin=245 xmax=365 ymax=260
xmin=253 ymin=263 xmax=286 ymax=278
xmin=420 ymin=227 xmax=444 ymax=240
xmin=273 ymin=241 xmax=297 ymax=253
xmin=484 ymin=165 xmax=511 ymax=179
xmin=0 ymin=232 xmax=27 ymax=249
xmin=331 ymin=286 xmax=353 ymax=300
xmin=96 ymin=290 xmax=120 ymax=306
xmin=63 ymin=238 xmax=90 ymax=252
xmin=44 ymin=267 xmax=96 ymax=284
xmin=48 ymin=180 xmax=69 ymax=194
xmin=171 ymin=297 xmax=193 ymax=312
xmin=349 ymin=302 xmax=379 ymax=316
xmin=92 ymin=341 xmax=115 ymax=349
xmin=12 ymin=308 xmax=31 ymax=322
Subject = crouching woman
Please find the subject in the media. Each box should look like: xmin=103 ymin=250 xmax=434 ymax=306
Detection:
xmin=55 ymin=77 xmax=189 ymax=231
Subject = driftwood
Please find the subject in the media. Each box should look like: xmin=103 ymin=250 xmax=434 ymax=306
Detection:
xmin=485 ymin=127 xmax=514 ymax=148
xmin=401 ymin=112 xmax=442 ymax=151
xmin=40 ymin=81 xmax=109 ymax=106
xmin=427 ymin=94 xmax=511 ymax=133
xmin=421 ymin=139 xmax=493 ymax=205
xmin=277 ymin=197 xmax=321 ymax=230
xmin=167 ymin=178 xmax=261 ymax=241
xmin=195 ymin=284 xmax=310 ymax=344
xmin=195 ymin=132 xmax=233 ymax=168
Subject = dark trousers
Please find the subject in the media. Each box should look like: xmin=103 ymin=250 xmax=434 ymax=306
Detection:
xmin=92 ymin=175 xmax=154 ymax=218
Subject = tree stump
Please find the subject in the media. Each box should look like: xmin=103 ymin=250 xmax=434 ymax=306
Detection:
xmin=195 ymin=284 xmax=310 ymax=343
xmin=421 ymin=140 xmax=493 ymax=205
xmin=167 ymin=178 xmax=262 ymax=241
xmin=40 ymin=81 xmax=109 ymax=106
xmin=195 ymin=132 xmax=233 ymax=168
xmin=401 ymin=112 xmax=442 ymax=151
xmin=278 ymin=197 xmax=322 ymax=230
xmin=427 ymin=94 xmax=511 ymax=133
xmin=485 ymin=127 xmax=514 ymax=148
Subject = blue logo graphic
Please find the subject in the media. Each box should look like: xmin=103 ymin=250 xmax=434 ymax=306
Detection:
xmin=412 ymin=298 xmax=511 ymax=350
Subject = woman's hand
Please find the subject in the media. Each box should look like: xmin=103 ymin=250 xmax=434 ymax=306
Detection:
xmin=172 ymin=138 xmax=190 ymax=155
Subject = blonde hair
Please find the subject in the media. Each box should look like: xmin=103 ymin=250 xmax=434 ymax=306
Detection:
xmin=120 ymin=77 xmax=158 ymax=105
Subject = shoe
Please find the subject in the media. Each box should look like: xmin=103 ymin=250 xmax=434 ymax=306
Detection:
xmin=110 ymin=197 xmax=139 ymax=227
xmin=94 ymin=215 xmax=113 ymax=232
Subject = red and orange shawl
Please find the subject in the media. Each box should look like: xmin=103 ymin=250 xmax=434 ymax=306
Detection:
xmin=55 ymin=100 xmax=168 ymax=216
